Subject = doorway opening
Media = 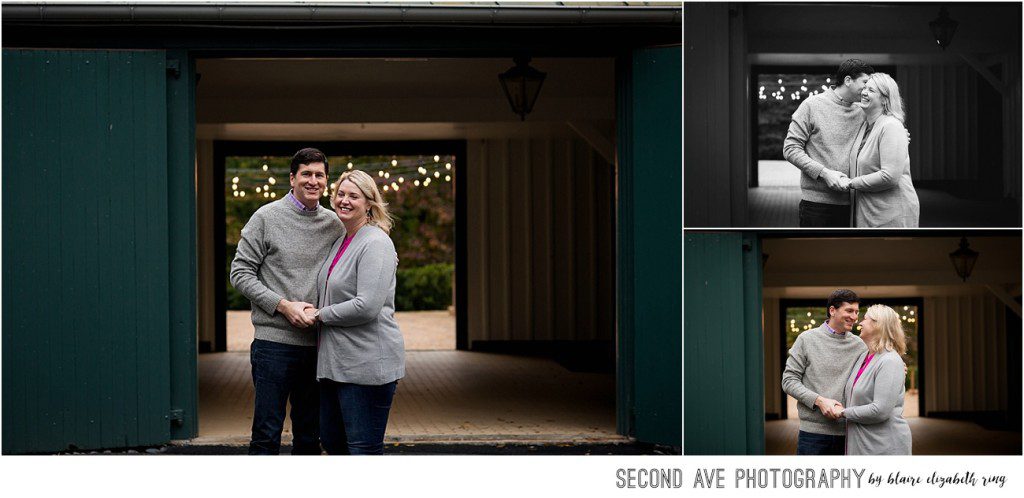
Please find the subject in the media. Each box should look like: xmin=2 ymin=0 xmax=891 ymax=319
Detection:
xmin=192 ymin=56 xmax=618 ymax=446
xmin=777 ymin=298 xmax=923 ymax=421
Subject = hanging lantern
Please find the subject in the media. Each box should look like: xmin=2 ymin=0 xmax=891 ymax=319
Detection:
xmin=948 ymin=237 xmax=979 ymax=282
xmin=929 ymin=6 xmax=959 ymax=50
xmin=498 ymin=56 xmax=546 ymax=121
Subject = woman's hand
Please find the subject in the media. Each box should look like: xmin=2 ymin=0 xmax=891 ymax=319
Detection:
xmin=303 ymin=305 xmax=319 ymax=324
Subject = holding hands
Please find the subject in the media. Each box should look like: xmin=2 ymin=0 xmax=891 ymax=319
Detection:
xmin=276 ymin=299 xmax=317 ymax=328
xmin=815 ymin=396 xmax=846 ymax=420
xmin=820 ymin=169 xmax=852 ymax=192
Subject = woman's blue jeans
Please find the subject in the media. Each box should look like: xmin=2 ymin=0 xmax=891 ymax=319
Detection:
xmin=319 ymin=379 xmax=398 ymax=455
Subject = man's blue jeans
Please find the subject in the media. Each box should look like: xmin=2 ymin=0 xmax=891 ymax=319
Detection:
xmin=249 ymin=339 xmax=321 ymax=455
xmin=319 ymin=379 xmax=398 ymax=455
xmin=796 ymin=430 xmax=845 ymax=455
xmin=798 ymin=200 xmax=851 ymax=227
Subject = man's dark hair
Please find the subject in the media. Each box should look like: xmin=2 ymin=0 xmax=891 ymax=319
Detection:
xmin=290 ymin=147 xmax=329 ymax=176
xmin=826 ymin=289 xmax=860 ymax=316
xmin=834 ymin=59 xmax=874 ymax=86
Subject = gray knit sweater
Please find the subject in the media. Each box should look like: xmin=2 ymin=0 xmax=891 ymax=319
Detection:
xmin=783 ymin=89 xmax=865 ymax=205
xmin=782 ymin=324 xmax=867 ymax=435
xmin=229 ymin=196 xmax=344 ymax=346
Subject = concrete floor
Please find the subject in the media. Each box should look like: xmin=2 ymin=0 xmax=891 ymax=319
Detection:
xmin=748 ymin=160 xmax=1019 ymax=227
xmin=196 ymin=311 xmax=618 ymax=445
xmin=767 ymin=394 xmax=1020 ymax=455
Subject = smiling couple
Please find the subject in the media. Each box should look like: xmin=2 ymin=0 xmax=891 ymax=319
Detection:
xmin=784 ymin=59 xmax=920 ymax=228
xmin=230 ymin=148 xmax=405 ymax=456
xmin=782 ymin=289 xmax=912 ymax=455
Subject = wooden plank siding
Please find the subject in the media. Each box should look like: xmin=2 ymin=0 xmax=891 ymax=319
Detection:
xmin=2 ymin=49 xmax=172 ymax=454
xmin=465 ymin=137 xmax=614 ymax=344
xmin=924 ymin=294 xmax=1008 ymax=414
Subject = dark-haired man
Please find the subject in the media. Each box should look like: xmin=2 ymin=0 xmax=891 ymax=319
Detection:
xmin=781 ymin=289 xmax=867 ymax=455
xmin=783 ymin=59 xmax=874 ymax=227
xmin=230 ymin=147 xmax=344 ymax=455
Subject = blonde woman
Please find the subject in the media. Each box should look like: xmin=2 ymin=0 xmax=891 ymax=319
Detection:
xmin=306 ymin=169 xmax=405 ymax=455
xmin=836 ymin=304 xmax=912 ymax=455
xmin=841 ymin=72 xmax=920 ymax=227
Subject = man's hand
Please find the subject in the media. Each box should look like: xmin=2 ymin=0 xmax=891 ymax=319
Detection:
xmin=815 ymin=396 xmax=843 ymax=420
xmin=277 ymin=299 xmax=315 ymax=328
xmin=819 ymin=169 xmax=849 ymax=191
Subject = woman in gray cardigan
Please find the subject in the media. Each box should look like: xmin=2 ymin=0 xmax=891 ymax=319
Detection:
xmin=307 ymin=169 xmax=405 ymax=455
xmin=837 ymin=304 xmax=911 ymax=455
xmin=845 ymin=73 xmax=920 ymax=227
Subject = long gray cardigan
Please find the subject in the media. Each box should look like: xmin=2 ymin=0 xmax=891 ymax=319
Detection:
xmin=848 ymin=115 xmax=920 ymax=227
xmin=315 ymin=224 xmax=405 ymax=385
xmin=842 ymin=349 xmax=912 ymax=455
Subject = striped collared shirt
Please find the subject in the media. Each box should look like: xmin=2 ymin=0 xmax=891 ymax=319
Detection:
xmin=286 ymin=190 xmax=319 ymax=212
xmin=823 ymin=321 xmax=846 ymax=336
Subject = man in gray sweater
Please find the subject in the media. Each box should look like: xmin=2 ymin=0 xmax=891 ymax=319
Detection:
xmin=783 ymin=59 xmax=874 ymax=227
xmin=230 ymin=148 xmax=344 ymax=455
xmin=782 ymin=289 xmax=867 ymax=455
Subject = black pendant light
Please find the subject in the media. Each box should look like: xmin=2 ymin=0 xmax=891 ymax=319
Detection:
xmin=498 ymin=56 xmax=546 ymax=121
xmin=929 ymin=6 xmax=959 ymax=51
xmin=948 ymin=237 xmax=979 ymax=282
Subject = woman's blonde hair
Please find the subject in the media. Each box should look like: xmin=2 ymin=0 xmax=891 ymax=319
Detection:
xmin=332 ymin=170 xmax=394 ymax=234
xmin=870 ymin=72 xmax=905 ymax=124
xmin=864 ymin=304 xmax=907 ymax=355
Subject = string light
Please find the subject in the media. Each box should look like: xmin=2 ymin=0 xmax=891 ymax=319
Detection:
xmin=398 ymin=177 xmax=404 ymax=183
xmin=268 ymin=177 xmax=276 ymax=184
xmin=434 ymin=171 xmax=440 ymax=178
xmin=383 ymin=185 xmax=389 ymax=191
xmin=232 ymin=184 xmax=237 ymax=191
xmin=256 ymin=187 xmax=262 ymax=193
xmin=262 ymin=164 xmax=269 ymax=171
xmin=270 ymin=192 xmax=276 ymax=198
xmin=232 ymin=177 xmax=239 ymax=184
xmin=240 ymin=191 xmax=246 ymax=197
xmin=347 ymin=162 xmax=353 ymax=170
xmin=414 ymin=180 xmax=420 ymax=187
xmin=433 ymin=155 xmax=440 ymax=162
xmin=445 ymin=163 xmax=451 ymax=170
xmin=391 ymin=159 xmax=398 ymax=167
xmin=445 ymin=175 xmax=451 ymax=182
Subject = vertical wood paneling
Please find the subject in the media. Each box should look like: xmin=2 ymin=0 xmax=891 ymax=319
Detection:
xmin=574 ymin=141 xmax=596 ymax=340
xmin=466 ymin=141 xmax=489 ymax=343
xmin=762 ymin=298 xmax=782 ymax=417
xmin=923 ymin=294 xmax=1008 ymax=414
xmin=552 ymin=139 xmax=576 ymax=340
xmin=684 ymin=233 xmax=755 ymax=454
xmin=487 ymin=140 xmax=510 ymax=340
xmin=683 ymin=2 xmax=733 ymax=226
xmin=897 ymin=64 xmax=979 ymax=181
xmin=508 ymin=140 xmax=531 ymax=340
xmin=531 ymin=139 xmax=554 ymax=341
xmin=465 ymin=137 xmax=614 ymax=345
xmin=2 ymin=49 xmax=171 ymax=454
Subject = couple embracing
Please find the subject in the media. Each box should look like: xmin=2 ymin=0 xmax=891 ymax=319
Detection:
xmin=230 ymin=148 xmax=405 ymax=455
xmin=784 ymin=59 xmax=920 ymax=228
xmin=782 ymin=289 xmax=912 ymax=455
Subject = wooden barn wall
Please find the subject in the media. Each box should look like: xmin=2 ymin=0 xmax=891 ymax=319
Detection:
xmin=923 ymin=294 xmax=1009 ymax=414
xmin=896 ymin=65 xmax=980 ymax=182
xmin=465 ymin=138 xmax=614 ymax=344
xmin=2 ymin=49 xmax=173 ymax=454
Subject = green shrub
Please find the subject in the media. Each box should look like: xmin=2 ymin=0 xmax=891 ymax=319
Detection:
xmin=396 ymin=263 xmax=453 ymax=311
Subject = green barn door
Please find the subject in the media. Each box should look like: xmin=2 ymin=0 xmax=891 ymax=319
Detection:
xmin=683 ymin=232 xmax=764 ymax=454
xmin=617 ymin=45 xmax=682 ymax=447
xmin=2 ymin=49 xmax=174 ymax=453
